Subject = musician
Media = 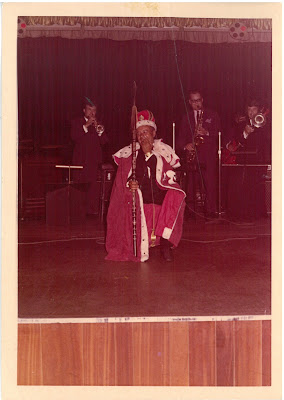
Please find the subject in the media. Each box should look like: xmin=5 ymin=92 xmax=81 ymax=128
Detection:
xmin=71 ymin=98 xmax=108 ymax=215
xmin=105 ymin=110 xmax=186 ymax=262
xmin=226 ymin=99 xmax=271 ymax=163
xmin=176 ymin=90 xmax=221 ymax=218
xmin=225 ymin=99 xmax=271 ymax=220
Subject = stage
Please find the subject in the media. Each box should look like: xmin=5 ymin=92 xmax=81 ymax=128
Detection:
xmin=17 ymin=216 xmax=271 ymax=386
xmin=18 ymin=216 xmax=271 ymax=318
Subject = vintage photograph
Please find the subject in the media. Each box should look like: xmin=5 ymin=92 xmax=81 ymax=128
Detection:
xmin=2 ymin=2 xmax=281 ymax=398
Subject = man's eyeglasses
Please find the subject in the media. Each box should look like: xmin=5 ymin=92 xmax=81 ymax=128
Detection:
xmin=190 ymin=98 xmax=202 ymax=103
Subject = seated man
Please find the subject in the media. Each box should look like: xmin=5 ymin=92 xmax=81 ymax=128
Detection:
xmin=105 ymin=110 xmax=186 ymax=262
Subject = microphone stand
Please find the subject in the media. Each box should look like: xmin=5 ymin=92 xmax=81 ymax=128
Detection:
xmin=206 ymin=131 xmax=227 ymax=224
xmin=218 ymin=131 xmax=222 ymax=218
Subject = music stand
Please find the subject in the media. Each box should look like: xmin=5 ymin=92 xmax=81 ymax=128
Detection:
xmin=46 ymin=165 xmax=87 ymax=225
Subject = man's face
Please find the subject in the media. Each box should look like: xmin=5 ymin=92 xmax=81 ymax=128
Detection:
xmin=83 ymin=105 xmax=97 ymax=119
xmin=247 ymin=106 xmax=259 ymax=120
xmin=189 ymin=93 xmax=203 ymax=111
xmin=136 ymin=125 xmax=156 ymax=146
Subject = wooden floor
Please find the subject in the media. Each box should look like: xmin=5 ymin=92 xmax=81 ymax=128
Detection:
xmin=18 ymin=318 xmax=271 ymax=386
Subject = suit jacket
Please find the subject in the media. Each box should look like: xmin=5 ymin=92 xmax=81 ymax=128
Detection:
xmin=71 ymin=117 xmax=108 ymax=181
xmin=176 ymin=108 xmax=221 ymax=163
xmin=228 ymin=119 xmax=271 ymax=164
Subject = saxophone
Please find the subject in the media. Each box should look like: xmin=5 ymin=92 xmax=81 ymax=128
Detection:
xmin=186 ymin=110 xmax=205 ymax=163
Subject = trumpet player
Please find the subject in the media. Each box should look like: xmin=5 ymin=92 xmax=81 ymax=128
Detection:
xmin=71 ymin=97 xmax=108 ymax=216
xmin=225 ymin=98 xmax=271 ymax=221
xmin=226 ymin=99 xmax=270 ymax=162
xmin=176 ymin=90 xmax=221 ymax=218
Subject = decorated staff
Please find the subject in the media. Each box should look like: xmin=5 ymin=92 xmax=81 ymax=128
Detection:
xmin=131 ymin=82 xmax=138 ymax=257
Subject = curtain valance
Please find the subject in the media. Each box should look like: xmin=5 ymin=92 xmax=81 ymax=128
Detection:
xmin=19 ymin=16 xmax=272 ymax=30
xmin=18 ymin=17 xmax=272 ymax=43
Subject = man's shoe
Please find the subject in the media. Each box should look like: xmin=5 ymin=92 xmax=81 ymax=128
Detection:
xmin=160 ymin=246 xmax=173 ymax=262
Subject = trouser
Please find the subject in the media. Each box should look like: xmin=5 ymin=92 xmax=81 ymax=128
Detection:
xmin=86 ymin=180 xmax=100 ymax=214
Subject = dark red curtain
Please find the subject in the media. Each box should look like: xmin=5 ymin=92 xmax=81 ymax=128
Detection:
xmin=17 ymin=37 xmax=272 ymax=155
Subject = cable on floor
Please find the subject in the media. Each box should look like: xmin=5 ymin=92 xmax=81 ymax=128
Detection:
xmin=18 ymin=236 xmax=105 ymax=245
xmin=19 ymin=232 xmax=270 ymax=247
xmin=181 ymin=235 xmax=270 ymax=244
xmin=185 ymin=204 xmax=271 ymax=226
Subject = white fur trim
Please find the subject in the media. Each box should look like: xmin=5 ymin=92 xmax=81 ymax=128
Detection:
xmin=136 ymin=120 xmax=157 ymax=131
xmin=137 ymin=189 xmax=149 ymax=262
xmin=162 ymin=227 xmax=172 ymax=239
xmin=113 ymin=140 xmax=181 ymax=169
xmin=153 ymin=139 xmax=180 ymax=168
xmin=165 ymin=170 xmax=176 ymax=184
xmin=154 ymin=152 xmax=186 ymax=196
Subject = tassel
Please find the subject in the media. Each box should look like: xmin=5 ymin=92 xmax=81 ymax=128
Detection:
xmin=150 ymin=229 xmax=156 ymax=247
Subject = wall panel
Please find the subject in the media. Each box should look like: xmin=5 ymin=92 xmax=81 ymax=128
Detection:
xmin=262 ymin=320 xmax=271 ymax=386
xmin=132 ymin=322 xmax=170 ymax=386
xmin=235 ymin=320 xmax=262 ymax=386
xmin=169 ymin=322 xmax=190 ymax=386
xmin=17 ymin=324 xmax=43 ymax=385
xmin=83 ymin=323 xmax=115 ymax=385
xmin=216 ymin=321 xmax=234 ymax=386
xmin=188 ymin=321 xmax=216 ymax=386
xmin=41 ymin=323 xmax=84 ymax=385
xmin=18 ymin=319 xmax=271 ymax=386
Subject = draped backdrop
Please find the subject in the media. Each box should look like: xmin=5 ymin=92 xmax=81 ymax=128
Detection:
xmin=17 ymin=37 xmax=272 ymax=157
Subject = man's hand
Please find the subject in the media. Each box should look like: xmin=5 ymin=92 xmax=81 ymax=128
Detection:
xmin=196 ymin=126 xmax=208 ymax=136
xmin=185 ymin=143 xmax=194 ymax=151
xmin=244 ymin=124 xmax=254 ymax=135
xmin=227 ymin=143 xmax=236 ymax=152
xmin=138 ymin=134 xmax=154 ymax=154
xmin=227 ymin=141 xmax=239 ymax=152
xmin=129 ymin=180 xmax=139 ymax=192
xmin=84 ymin=117 xmax=96 ymax=129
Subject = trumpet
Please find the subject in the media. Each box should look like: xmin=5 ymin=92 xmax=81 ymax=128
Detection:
xmin=92 ymin=119 xmax=105 ymax=134
xmin=252 ymin=110 xmax=268 ymax=128
xmin=235 ymin=108 xmax=269 ymax=128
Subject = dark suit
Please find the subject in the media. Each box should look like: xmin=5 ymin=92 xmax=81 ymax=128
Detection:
xmin=71 ymin=117 xmax=108 ymax=214
xmin=228 ymin=118 xmax=271 ymax=164
xmin=176 ymin=108 xmax=221 ymax=214
xmin=225 ymin=119 xmax=271 ymax=219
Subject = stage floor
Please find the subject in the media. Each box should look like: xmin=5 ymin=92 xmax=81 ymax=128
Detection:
xmin=18 ymin=216 xmax=271 ymax=318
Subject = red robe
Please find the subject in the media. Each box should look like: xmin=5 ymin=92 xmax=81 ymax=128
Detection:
xmin=105 ymin=139 xmax=186 ymax=262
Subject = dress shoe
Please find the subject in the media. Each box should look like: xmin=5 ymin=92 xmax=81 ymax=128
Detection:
xmin=160 ymin=238 xmax=174 ymax=262
xmin=160 ymin=246 xmax=173 ymax=262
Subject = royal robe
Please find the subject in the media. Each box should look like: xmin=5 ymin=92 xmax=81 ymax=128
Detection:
xmin=105 ymin=139 xmax=186 ymax=262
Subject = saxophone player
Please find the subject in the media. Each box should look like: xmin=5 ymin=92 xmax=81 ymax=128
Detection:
xmin=176 ymin=90 xmax=221 ymax=218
